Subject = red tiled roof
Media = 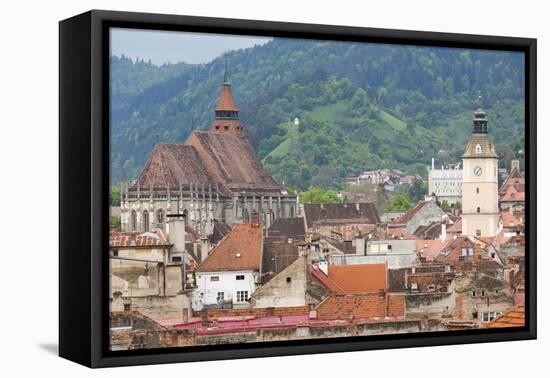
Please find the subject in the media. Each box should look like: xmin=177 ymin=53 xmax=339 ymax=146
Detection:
xmin=416 ymin=239 xmax=449 ymax=261
xmin=186 ymin=131 xmax=282 ymax=193
xmin=502 ymin=210 xmax=524 ymax=228
xmin=195 ymin=223 xmax=263 ymax=272
xmin=215 ymin=85 xmax=239 ymax=111
xmin=327 ymin=264 xmax=388 ymax=293
xmin=109 ymin=229 xmax=169 ymax=248
xmin=447 ymin=220 xmax=462 ymax=233
xmin=499 ymin=168 xmax=525 ymax=202
xmin=304 ymin=203 xmax=380 ymax=228
xmin=485 ymin=304 xmax=525 ymax=328
xmin=316 ymin=292 xmax=405 ymax=320
xmin=387 ymin=226 xmax=418 ymax=240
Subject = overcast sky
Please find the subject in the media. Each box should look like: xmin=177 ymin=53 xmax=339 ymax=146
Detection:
xmin=110 ymin=28 xmax=271 ymax=65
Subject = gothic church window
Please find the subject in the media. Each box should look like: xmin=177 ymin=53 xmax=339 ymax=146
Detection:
xmin=143 ymin=210 xmax=150 ymax=232
xmin=156 ymin=209 xmax=165 ymax=224
xmin=131 ymin=210 xmax=137 ymax=232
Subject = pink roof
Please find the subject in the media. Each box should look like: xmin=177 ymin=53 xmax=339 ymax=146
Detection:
xmin=416 ymin=239 xmax=449 ymax=261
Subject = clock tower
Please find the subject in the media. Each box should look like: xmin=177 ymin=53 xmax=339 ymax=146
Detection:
xmin=461 ymin=102 xmax=500 ymax=237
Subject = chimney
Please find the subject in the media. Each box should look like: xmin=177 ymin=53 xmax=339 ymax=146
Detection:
xmin=440 ymin=223 xmax=447 ymax=241
xmin=200 ymin=238 xmax=210 ymax=263
xmin=167 ymin=215 xmax=186 ymax=254
xmin=251 ymin=211 xmax=260 ymax=228
xmin=318 ymin=260 xmax=328 ymax=276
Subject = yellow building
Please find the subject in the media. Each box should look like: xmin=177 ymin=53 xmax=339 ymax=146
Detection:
xmin=461 ymin=105 xmax=500 ymax=237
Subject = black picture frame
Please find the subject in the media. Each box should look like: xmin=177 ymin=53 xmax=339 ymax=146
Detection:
xmin=59 ymin=9 xmax=537 ymax=368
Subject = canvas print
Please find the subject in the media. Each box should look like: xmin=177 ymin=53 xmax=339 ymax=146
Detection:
xmin=108 ymin=28 xmax=527 ymax=351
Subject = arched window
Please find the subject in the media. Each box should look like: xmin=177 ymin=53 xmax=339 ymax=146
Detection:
xmin=475 ymin=144 xmax=482 ymax=154
xmin=156 ymin=209 xmax=165 ymax=225
xmin=143 ymin=210 xmax=150 ymax=232
xmin=131 ymin=210 xmax=137 ymax=232
xmin=476 ymin=207 xmax=481 ymax=213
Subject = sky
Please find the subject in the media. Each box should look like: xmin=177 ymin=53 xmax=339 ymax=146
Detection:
xmin=110 ymin=28 xmax=271 ymax=65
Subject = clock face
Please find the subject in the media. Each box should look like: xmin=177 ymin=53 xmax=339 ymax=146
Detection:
xmin=473 ymin=166 xmax=483 ymax=176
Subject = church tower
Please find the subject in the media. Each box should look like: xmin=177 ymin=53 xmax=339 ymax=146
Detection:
xmin=461 ymin=100 xmax=500 ymax=237
xmin=208 ymin=60 xmax=244 ymax=137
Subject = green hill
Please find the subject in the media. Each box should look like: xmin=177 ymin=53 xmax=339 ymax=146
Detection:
xmin=109 ymin=39 xmax=525 ymax=189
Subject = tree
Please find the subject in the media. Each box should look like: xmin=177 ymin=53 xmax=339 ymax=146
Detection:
xmin=384 ymin=193 xmax=412 ymax=212
xmin=408 ymin=179 xmax=427 ymax=202
xmin=299 ymin=187 xmax=342 ymax=204
xmin=110 ymin=185 xmax=121 ymax=207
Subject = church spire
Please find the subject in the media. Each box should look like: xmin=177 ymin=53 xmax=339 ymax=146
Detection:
xmin=208 ymin=60 xmax=244 ymax=136
xmin=472 ymin=95 xmax=488 ymax=134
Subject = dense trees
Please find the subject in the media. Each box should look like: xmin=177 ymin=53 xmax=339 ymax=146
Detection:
xmin=110 ymin=40 xmax=525 ymax=188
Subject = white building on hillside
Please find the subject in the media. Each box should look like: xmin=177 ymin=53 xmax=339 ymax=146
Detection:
xmin=428 ymin=158 xmax=463 ymax=205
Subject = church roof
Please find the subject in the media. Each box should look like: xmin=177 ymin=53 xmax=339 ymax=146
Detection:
xmin=185 ymin=131 xmax=282 ymax=193
xmin=134 ymin=143 xmax=213 ymax=190
xmin=462 ymin=133 xmax=498 ymax=158
xmin=215 ymin=84 xmax=239 ymax=112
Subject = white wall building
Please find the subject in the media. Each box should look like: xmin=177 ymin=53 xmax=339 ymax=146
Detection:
xmin=428 ymin=158 xmax=463 ymax=205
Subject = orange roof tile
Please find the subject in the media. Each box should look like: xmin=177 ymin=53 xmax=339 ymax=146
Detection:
xmin=326 ymin=263 xmax=388 ymax=293
xmin=196 ymin=223 xmax=263 ymax=272
xmin=215 ymin=85 xmax=239 ymax=111
xmin=109 ymin=229 xmax=169 ymax=248
xmin=387 ymin=227 xmax=418 ymax=240
xmin=485 ymin=304 xmax=525 ymax=328
xmin=416 ymin=239 xmax=449 ymax=261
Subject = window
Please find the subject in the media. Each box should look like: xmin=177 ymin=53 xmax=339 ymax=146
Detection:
xmin=131 ymin=210 xmax=137 ymax=232
xmin=475 ymin=144 xmax=482 ymax=154
xmin=112 ymin=250 xmax=119 ymax=257
xmin=476 ymin=187 xmax=479 ymax=194
xmin=472 ymin=291 xmax=476 ymax=297
xmin=476 ymin=229 xmax=481 ymax=237
xmin=472 ymin=312 xmax=478 ymax=319
xmin=216 ymin=292 xmax=224 ymax=303
xmin=286 ymin=277 xmax=292 ymax=284
xmin=224 ymin=125 xmax=229 ymax=130
xmin=156 ymin=209 xmax=165 ymax=224
xmin=476 ymin=207 xmax=481 ymax=213
xmin=210 ymin=276 xmax=220 ymax=282
xmin=236 ymin=275 xmax=245 ymax=281
xmin=143 ymin=210 xmax=149 ymax=232
xmin=215 ymin=125 xmax=220 ymax=130
xmin=482 ymin=311 xmax=502 ymax=322
xmin=171 ymin=256 xmax=182 ymax=263
xmin=236 ymin=291 xmax=249 ymax=302
xmin=481 ymin=290 xmax=485 ymax=297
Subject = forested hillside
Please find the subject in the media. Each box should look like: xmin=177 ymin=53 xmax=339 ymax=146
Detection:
xmin=110 ymin=38 xmax=525 ymax=189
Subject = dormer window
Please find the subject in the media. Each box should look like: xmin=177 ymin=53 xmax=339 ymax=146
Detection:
xmin=475 ymin=144 xmax=482 ymax=154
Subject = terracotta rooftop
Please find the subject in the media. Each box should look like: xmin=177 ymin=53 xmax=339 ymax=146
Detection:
xmin=485 ymin=304 xmax=525 ymax=328
xmin=109 ymin=229 xmax=169 ymax=248
xmin=133 ymin=143 xmax=212 ymax=191
xmin=325 ymin=263 xmax=388 ymax=294
xmin=416 ymin=239 xmax=449 ymax=261
xmin=387 ymin=226 xmax=418 ymax=240
xmin=316 ymin=292 xmax=405 ymax=320
xmin=215 ymin=84 xmax=239 ymax=112
xmin=304 ymin=203 xmax=380 ymax=229
xmin=186 ymin=131 xmax=282 ymax=193
xmin=261 ymin=240 xmax=300 ymax=284
xmin=195 ymin=222 xmax=263 ymax=272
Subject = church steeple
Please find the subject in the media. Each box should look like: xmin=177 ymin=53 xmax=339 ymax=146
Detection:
xmin=209 ymin=59 xmax=244 ymax=136
xmin=472 ymin=95 xmax=488 ymax=134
